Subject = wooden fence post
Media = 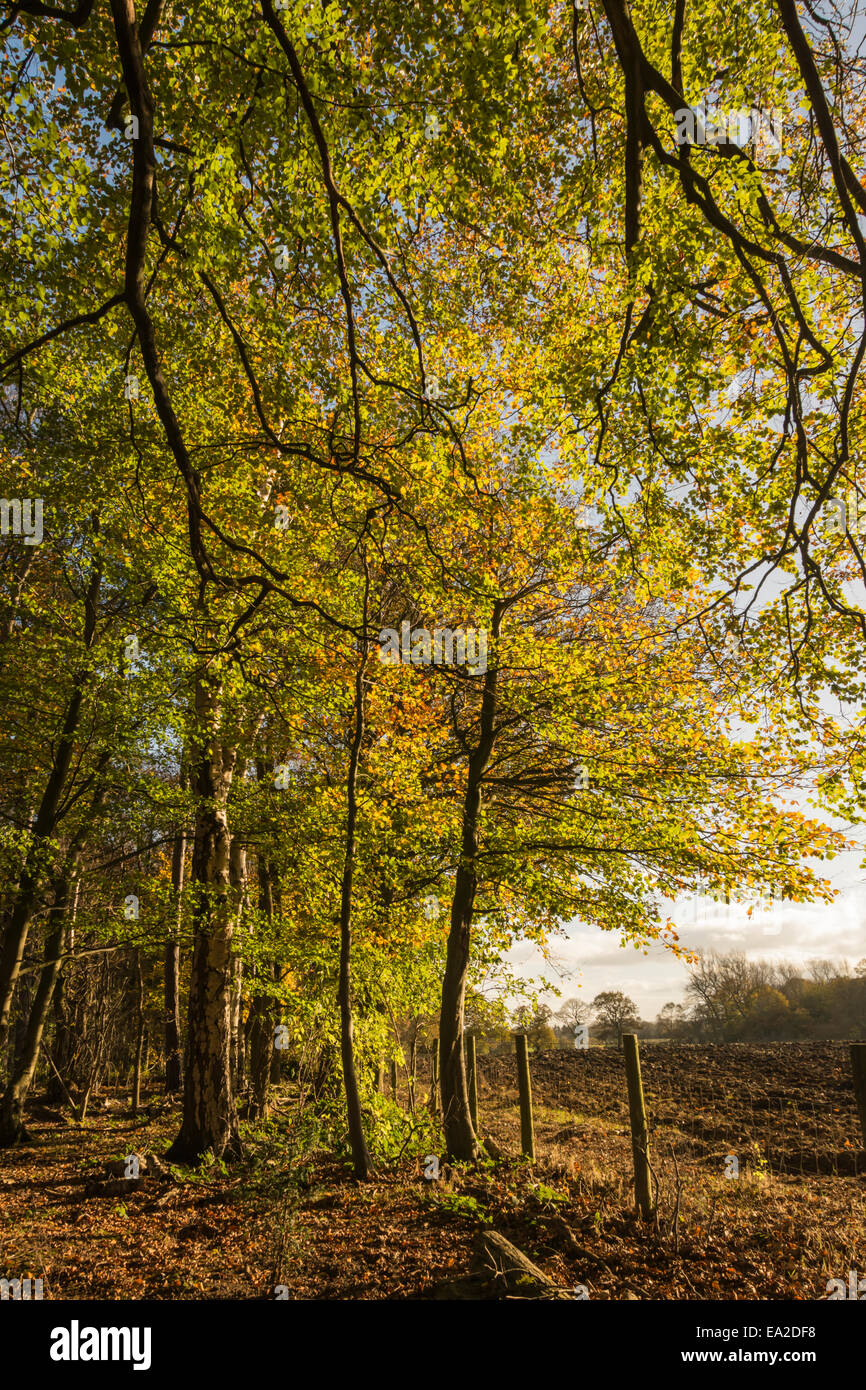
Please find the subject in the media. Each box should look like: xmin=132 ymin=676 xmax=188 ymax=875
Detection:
xmin=623 ymin=1032 xmax=653 ymax=1219
xmin=429 ymin=1049 xmax=439 ymax=1115
xmin=850 ymin=1042 xmax=866 ymax=1148
xmin=467 ymin=1035 xmax=478 ymax=1130
xmin=515 ymin=1033 xmax=535 ymax=1162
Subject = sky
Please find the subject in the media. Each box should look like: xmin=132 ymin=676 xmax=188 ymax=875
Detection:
xmin=511 ymin=837 xmax=866 ymax=1021
xmin=504 ymin=547 xmax=866 ymax=1021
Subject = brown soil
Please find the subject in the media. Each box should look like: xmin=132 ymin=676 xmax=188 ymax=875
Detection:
xmin=0 ymin=1043 xmax=862 ymax=1300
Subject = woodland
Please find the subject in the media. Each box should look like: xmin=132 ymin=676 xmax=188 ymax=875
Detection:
xmin=1 ymin=0 xmax=865 ymax=1304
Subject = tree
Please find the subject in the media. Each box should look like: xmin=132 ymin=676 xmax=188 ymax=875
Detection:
xmin=656 ymin=1002 xmax=687 ymax=1040
xmin=556 ymin=997 xmax=591 ymax=1038
xmin=0 ymin=0 xmax=858 ymax=1177
xmin=591 ymin=991 xmax=641 ymax=1049
xmin=512 ymin=1003 xmax=557 ymax=1051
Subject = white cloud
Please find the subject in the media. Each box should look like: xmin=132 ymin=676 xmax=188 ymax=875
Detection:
xmin=508 ymin=846 xmax=866 ymax=1019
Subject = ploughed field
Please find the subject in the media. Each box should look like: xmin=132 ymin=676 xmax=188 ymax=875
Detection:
xmin=475 ymin=1042 xmax=864 ymax=1178
xmin=0 ymin=1041 xmax=863 ymax=1300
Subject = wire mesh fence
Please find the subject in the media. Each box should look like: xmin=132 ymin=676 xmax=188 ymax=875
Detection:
xmin=422 ymin=1041 xmax=866 ymax=1179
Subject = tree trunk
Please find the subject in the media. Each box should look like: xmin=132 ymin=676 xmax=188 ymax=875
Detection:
xmin=337 ymin=657 xmax=374 ymax=1179
xmin=45 ymin=874 xmax=81 ymax=1103
xmin=131 ymin=951 xmax=145 ymax=1115
xmin=439 ymin=605 xmax=502 ymax=1161
xmin=167 ymin=679 xmax=240 ymax=1162
xmin=439 ymin=863 xmax=479 ymax=1161
xmin=0 ymin=763 xmax=107 ymax=1144
xmin=164 ymin=794 xmax=186 ymax=1094
xmin=10 ymin=975 xmax=33 ymax=1082
xmin=45 ymin=881 xmax=78 ymax=1104
xmin=246 ymin=854 xmax=277 ymax=1120
xmin=408 ymin=1026 xmax=417 ymax=1113
xmin=0 ymin=562 xmax=102 ymax=1049
xmin=228 ymin=836 xmax=247 ymax=1096
xmin=76 ymin=955 xmax=111 ymax=1123
xmin=0 ymin=874 xmax=74 ymax=1145
xmin=231 ymin=954 xmax=244 ymax=1093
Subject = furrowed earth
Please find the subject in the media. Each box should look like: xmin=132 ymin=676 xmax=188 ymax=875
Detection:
xmin=1 ymin=1042 xmax=862 ymax=1300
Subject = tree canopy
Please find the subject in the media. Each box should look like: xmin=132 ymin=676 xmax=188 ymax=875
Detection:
xmin=1 ymin=0 xmax=861 ymax=1168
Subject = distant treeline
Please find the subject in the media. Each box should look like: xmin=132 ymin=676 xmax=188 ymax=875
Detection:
xmin=667 ymin=952 xmax=866 ymax=1043
xmin=462 ymin=954 xmax=866 ymax=1052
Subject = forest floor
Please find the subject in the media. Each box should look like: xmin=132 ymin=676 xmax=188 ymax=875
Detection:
xmin=0 ymin=1043 xmax=863 ymax=1300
